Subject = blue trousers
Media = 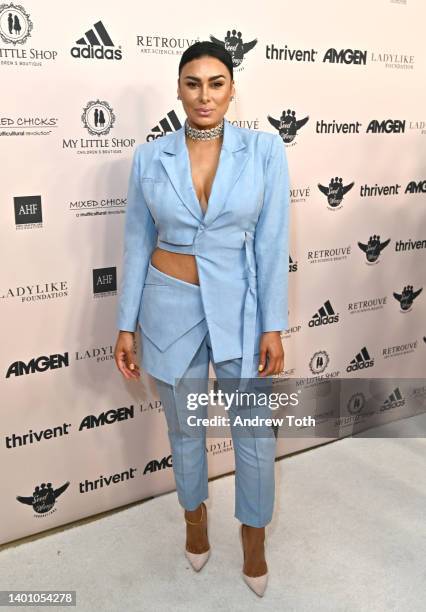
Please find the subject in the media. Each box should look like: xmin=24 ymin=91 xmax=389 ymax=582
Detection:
xmin=154 ymin=329 xmax=277 ymax=528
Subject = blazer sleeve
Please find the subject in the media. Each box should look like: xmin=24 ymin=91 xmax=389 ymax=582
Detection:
xmin=254 ymin=134 xmax=291 ymax=333
xmin=116 ymin=144 xmax=158 ymax=332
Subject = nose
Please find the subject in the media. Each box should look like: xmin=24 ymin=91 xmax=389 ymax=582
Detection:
xmin=200 ymin=84 xmax=210 ymax=102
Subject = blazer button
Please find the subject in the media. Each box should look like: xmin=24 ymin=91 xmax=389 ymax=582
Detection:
xmin=199 ymin=223 xmax=205 ymax=231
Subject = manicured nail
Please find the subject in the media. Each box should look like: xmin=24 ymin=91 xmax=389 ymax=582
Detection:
xmin=129 ymin=363 xmax=134 ymax=370
xmin=258 ymin=364 xmax=264 ymax=371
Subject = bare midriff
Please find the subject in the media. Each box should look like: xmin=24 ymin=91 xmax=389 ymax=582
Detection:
xmin=150 ymin=248 xmax=200 ymax=285
xmin=149 ymin=132 xmax=222 ymax=286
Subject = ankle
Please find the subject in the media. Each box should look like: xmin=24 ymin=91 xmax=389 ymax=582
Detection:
xmin=185 ymin=502 xmax=204 ymax=524
xmin=242 ymin=524 xmax=265 ymax=540
xmin=241 ymin=524 xmax=267 ymax=577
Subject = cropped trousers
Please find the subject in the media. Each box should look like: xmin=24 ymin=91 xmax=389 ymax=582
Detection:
xmin=146 ymin=263 xmax=278 ymax=528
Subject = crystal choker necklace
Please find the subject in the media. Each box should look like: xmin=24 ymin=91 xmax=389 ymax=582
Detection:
xmin=184 ymin=118 xmax=224 ymax=140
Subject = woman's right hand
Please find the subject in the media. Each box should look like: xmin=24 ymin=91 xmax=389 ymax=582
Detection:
xmin=114 ymin=331 xmax=140 ymax=380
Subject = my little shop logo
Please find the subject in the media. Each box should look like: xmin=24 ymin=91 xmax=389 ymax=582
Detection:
xmin=0 ymin=2 xmax=32 ymax=44
xmin=82 ymin=100 xmax=115 ymax=136
xmin=62 ymin=99 xmax=135 ymax=153
xmin=0 ymin=3 xmax=57 ymax=64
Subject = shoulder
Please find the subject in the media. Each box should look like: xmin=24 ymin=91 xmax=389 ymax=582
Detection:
xmin=133 ymin=135 xmax=169 ymax=154
xmin=230 ymin=123 xmax=280 ymax=155
xmin=132 ymin=134 xmax=169 ymax=164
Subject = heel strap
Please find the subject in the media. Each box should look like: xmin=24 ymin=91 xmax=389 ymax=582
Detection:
xmin=185 ymin=502 xmax=205 ymax=525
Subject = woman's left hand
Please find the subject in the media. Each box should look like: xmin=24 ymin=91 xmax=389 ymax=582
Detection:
xmin=257 ymin=331 xmax=284 ymax=377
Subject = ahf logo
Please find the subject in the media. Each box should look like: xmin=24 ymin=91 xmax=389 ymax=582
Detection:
xmin=0 ymin=2 xmax=32 ymax=44
xmin=268 ymin=109 xmax=309 ymax=144
xmin=210 ymin=29 xmax=257 ymax=69
xmin=14 ymin=195 xmax=42 ymax=228
xmin=93 ymin=267 xmax=117 ymax=296
xmin=82 ymin=99 xmax=115 ymax=136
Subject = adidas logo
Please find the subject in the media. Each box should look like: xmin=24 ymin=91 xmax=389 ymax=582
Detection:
xmin=146 ymin=110 xmax=183 ymax=142
xmin=346 ymin=346 xmax=374 ymax=372
xmin=289 ymin=254 xmax=298 ymax=272
xmin=381 ymin=387 xmax=405 ymax=411
xmin=308 ymin=300 xmax=339 ymax=327
xmin=70 ymin=21 xmax=122 ymax=60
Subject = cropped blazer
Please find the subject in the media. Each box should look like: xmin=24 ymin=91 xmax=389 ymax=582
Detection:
xmin=116 ymin=117 xmax=291 ymax=382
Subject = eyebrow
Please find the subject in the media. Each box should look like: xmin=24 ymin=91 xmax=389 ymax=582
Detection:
xmin=184 ymin=74 xmax=226 ymax=81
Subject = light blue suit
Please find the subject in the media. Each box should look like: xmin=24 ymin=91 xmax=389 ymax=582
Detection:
xmin=116 ymin=118 xmax=290 ymax=389
xmin=116 ymin=118 xmax=290 ymax=525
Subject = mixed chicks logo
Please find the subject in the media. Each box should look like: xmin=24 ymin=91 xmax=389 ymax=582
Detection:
xmin=268 ymin=109 xmax=309 ymax=144
xmin=81 ymin=99 xmax=115 ymax=136
xmin=210 ymin=29 xmax=257 ymax=69
xmin=0 ymin=2 xmax=32 ymax=44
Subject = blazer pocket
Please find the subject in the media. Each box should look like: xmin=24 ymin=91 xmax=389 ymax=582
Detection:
xmin=138 ymin=284 xmax=205 ymax=351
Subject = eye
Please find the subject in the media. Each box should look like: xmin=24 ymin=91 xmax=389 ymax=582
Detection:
xmin=213 ymin=82 xmax=224 ymax=87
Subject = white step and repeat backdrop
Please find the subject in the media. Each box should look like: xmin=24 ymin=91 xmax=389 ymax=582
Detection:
xmin=1 ymin=1 xmax=425 ymax=544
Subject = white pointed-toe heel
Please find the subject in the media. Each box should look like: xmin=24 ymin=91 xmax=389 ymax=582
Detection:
xmin=184 ymin=502 xmax=210 ymax=572
xmin=240 ymin=524 xmax=269 ymax=597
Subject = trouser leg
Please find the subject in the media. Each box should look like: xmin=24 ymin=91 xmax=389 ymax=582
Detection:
xmin=154 ymin=332 xmax=210 ymax=511
xmin=209 ymin=339 xmax=277 ymax=528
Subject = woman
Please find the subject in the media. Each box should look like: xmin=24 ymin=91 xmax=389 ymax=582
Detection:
xmin=114 ymin=41 xmax=290 ymax=597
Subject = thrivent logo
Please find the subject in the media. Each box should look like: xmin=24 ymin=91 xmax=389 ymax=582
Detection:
xmin=71 ymin=20 xmax=122 ymax=60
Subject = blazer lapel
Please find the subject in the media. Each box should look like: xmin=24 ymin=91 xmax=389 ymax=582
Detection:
xmin=159 ymin=118 xmax=249 ymax=226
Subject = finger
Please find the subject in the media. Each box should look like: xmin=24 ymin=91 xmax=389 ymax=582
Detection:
xmin=262 ymin=354 xmax=278 ymax=377
xmin=125 ymin=348 xmax=140 ymax=371
xmin=257 ymin=349 xmax=267 ymax=374
xmin=119 ymin=351 xmax=140 ymax=379
xmin=259 ymin=352 xmax=272 ymax=377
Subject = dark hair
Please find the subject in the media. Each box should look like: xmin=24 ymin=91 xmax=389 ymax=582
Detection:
xmin=178 ymin=41 xmax=234 ymax=81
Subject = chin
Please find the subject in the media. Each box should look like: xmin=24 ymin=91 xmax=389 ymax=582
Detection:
xmin=189 ymin=115 xmax=219 ymax=129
